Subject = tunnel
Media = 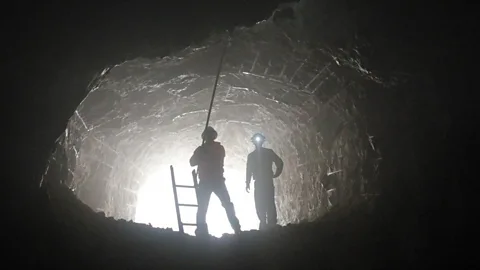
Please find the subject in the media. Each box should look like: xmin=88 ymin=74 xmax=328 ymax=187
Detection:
xmin=29 ymin=0 xmax=462 ymax=268
xmin=40 ymin=2 xmax=383 ymax=237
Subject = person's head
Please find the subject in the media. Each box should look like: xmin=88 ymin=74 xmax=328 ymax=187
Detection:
xmin=251 ymin=133 xmax=266 ymax=148
xmin=202 ymin=126 xmax=218 ymax=143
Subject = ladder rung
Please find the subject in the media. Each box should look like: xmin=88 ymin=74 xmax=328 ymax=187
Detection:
xmin=175 ymin=185 xmax=196 ymax=189
xmin=178 ymin=203 xmax=198 ymax=207
xmin=182 ymin=223 xmax=197 ymax=226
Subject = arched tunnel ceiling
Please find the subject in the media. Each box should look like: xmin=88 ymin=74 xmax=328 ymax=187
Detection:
xmin=41 ymin=1 xmax=385 ymax=229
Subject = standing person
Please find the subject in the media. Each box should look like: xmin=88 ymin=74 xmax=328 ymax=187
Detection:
xmin=246 ymin=133 xmax=284 ymax=230
xmin=190 ymin=126 xmax=241 ymax=236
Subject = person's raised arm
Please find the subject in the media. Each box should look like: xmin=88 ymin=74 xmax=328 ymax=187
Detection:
xmin=272 ymin=150 xmax=284 ymax=178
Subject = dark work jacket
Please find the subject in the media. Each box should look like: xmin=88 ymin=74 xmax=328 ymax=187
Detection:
xmin=246 ymin=147 xmax=283 ymax=184
xmin=190 ymin=141 xmax=225 ymax=183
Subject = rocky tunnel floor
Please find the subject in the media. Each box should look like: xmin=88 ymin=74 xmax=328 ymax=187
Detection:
xmin=39 ymin=181 xmax=386 ymax=270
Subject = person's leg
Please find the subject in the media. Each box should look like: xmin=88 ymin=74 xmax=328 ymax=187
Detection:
xmin=195 ymin=183 xmax=212 ymax=236
xmin=266 ymin=184 xmax=277 ymax=227
xmin=254 ymin=181 xmax=267 ymax=230
xmin=214 ymin=181 xmax=241 ymax=233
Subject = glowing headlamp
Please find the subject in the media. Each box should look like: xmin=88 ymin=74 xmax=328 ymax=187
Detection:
xmin=252 ymin=133 xmax=265 ymax=144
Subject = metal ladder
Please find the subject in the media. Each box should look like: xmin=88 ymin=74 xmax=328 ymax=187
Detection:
xmin=170 ymin=165 xmax=199 ymax=234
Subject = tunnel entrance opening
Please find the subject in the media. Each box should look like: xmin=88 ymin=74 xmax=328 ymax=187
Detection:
xmin=133 ymin=149 xmax=258 ymax=237
xmin=40 ymin=14 xmax=382 ymax=238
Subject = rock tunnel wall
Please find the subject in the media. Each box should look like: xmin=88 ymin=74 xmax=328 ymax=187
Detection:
xmin=41 ymin=1 xmax=383 ymax=226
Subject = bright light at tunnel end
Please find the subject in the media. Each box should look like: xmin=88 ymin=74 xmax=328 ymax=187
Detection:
xmin=134 ymin=158 xmax=258 ymax=238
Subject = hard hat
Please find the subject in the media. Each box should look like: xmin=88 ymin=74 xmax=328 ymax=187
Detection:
xmin=202 ymin=126 xmax=218 ymax=141
xmin=251 ymin=133 xmax=266 ymax=144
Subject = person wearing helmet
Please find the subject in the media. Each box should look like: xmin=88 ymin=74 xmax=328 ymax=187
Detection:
xmin=189 ymin=126 xmax=241 ymax=236
xmin=246 ymin=133 xmax=284 ymax=230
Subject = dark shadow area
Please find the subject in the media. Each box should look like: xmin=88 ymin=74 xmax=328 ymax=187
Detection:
xmin=6 ymin=0 xmax=472 ymax=269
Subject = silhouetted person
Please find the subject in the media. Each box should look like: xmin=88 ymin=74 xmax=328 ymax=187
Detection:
xmin=190 ymin=126 xmax=241 ymax=236
xmin=246 ymin=133 xmax=283 ymax=230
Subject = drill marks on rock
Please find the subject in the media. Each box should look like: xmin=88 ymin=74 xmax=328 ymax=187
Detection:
xmin=250 ymin=51 xmax=260 ymax=73
xmin=289 ymin=62 xmax=305 ymax=83
xmin=305 ymin=63 xmax=332 ymax=90
xmin=75 ymin=110 xmax=91 ymax=132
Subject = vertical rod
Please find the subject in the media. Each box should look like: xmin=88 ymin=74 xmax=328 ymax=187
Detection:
xmin=195 ymin=34 xmax=231 ymax=177
xmin=170 ymin=165 xmax=183 ymax=234
xmin=203 ymin=36 xmax=230 ymax=143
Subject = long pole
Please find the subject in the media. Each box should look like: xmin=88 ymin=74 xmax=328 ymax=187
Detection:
xmin=194 ymin=33 xmax=230 ymax=184
xmin=203 ymin=35 xmax=230 ymax=143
